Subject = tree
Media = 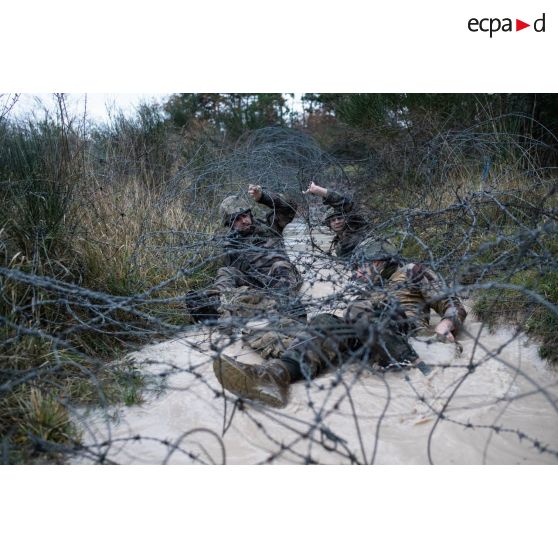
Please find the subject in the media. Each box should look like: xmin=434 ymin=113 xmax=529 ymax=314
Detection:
xmin=163 ymin=94 xmax=289 ymax=139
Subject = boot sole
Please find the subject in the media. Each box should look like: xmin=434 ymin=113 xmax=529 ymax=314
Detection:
xmin=213 ymin=354 xmax=287 ymax=408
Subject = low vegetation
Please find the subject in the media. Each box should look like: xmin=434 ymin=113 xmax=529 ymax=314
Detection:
xmin=1 ymin=93 xmax=556 ymax=462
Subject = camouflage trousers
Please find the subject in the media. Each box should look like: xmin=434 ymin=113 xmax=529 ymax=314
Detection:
xmin=242 ymin=315 xmax=304 ymax=359
xmin=281 ymin=299 xmax=419 ymax=380
xmin=213 ymin=261 xmax=302 ymax=295
xmin=189 ymin=255 xmax=302 ymax=345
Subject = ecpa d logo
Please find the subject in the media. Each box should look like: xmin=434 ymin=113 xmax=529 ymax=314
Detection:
xmin=468 ymin=13 xmax=546 ymax=37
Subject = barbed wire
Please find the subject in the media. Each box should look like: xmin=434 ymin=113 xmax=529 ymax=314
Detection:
xmin=1 ymin=122 xmax=557 ymax=464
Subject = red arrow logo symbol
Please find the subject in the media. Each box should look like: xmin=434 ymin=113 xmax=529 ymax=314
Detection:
xmin=516 ymin=19 xmax=530 ymax=31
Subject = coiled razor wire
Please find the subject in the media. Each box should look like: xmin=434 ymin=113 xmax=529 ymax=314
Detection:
xmin=1 ymin=123 xmax=557 ymax=464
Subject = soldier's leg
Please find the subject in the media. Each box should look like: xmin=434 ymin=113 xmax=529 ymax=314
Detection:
xmin=184 ymin=267 xmax=244 ymax=323
xmin=242 ymin=313 xmax=305 ymax=359
xmin=344 ymin=299 xmax=419 ymax=368
xmin=211 ymin=266 xmax=263 ymax=321
xmin=281 ymin=313 xmax=357 ymax=381
xmin=184 ymin=290 xmax=220 ymax=323
xmin=213 ymin=309 xmax=421 ymax=408
xmin=212 ymin=266 xmax=245 ymax=293
xmin=213 ymin=313 xmax=354 ymax=407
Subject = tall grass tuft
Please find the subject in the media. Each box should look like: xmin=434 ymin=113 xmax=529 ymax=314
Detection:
xmin=1 ymin=94 xmax=557 ymax=463
xmin=0 ymin=97 xmax=220 ymax=463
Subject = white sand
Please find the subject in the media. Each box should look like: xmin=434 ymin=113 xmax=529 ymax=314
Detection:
xmin=73 ymin=221 xmax=558 ymax=464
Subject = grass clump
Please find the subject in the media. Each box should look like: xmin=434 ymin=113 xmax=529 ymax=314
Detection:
xmin=473 ymin=270 xmax=558 ymax=362
xmin=1 ymin=386 xmax=81 ymax=464
xmin=0 ymin=356 xmax=164 ymax=463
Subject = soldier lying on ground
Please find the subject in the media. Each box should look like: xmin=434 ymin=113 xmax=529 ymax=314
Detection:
xmin=212 ymin=238 xmax=467 ymax=408
xmin=213 ymin=184 xmax=301 ymax=295
xmin=303 ymin=181 xmax=370 ymax=259
xmin=185 ymin=184 xmax=302 ymax=324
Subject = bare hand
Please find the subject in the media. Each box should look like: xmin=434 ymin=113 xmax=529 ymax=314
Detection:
xmin=302 ymin=181 xmax=327 ymax=197
xmin=248 ymin=184 xmax=262 ymax=201
xmin=435 ymin=319 xmax=455 ymax=343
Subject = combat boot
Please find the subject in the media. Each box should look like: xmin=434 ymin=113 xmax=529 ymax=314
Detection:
xmin=375 ymin=331 xmax=418 ymax=365
xmin=184 ymin=290 xmax=220 ymax=323
xmin=213 ymin=355 xmax=291 ymax=408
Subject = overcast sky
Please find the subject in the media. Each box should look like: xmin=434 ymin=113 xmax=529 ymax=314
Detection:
xmin=4 ymin=93 xmax=168 ymax=123
xmin=4 ymin=93 xmax=303 ymax=123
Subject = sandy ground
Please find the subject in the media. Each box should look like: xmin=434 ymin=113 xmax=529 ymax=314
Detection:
xmin=73 ymin=221 xmax=558 ymax=464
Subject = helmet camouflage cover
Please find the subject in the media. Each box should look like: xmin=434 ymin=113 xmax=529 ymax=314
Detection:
xmin=219 ymin=195 xmax=252 ymax=226
xmin=351 ymin=238 xmax=399 ymax=266
xmin=322 ymin=206 xmax=346 ymax=225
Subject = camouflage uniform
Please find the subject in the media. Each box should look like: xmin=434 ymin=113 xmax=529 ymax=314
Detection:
xmin=210 ymin=190 xmax=304 ymax=356
xmin=280 ymin=261 xmax=467 ymax=380
xmin=322 ymin=190 xmax=370 ymax=259
xmin=212 ymin=235 xmax=466 ymax=408
xmin=213 ymin=293 xmax=421 ymax=408
xmin=375 ymin=262 xmax=467 ymax=333
xmin=186 ymin=190 xmax=300 ymax=325
xmin=213 ymin=190 xmax=301 ymax=294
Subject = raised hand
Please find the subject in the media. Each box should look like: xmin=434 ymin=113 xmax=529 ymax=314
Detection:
xmin=248 ymin=184 xmax=263 ymax=201
xmin=302 ymin=181 xmax=327 ymax=197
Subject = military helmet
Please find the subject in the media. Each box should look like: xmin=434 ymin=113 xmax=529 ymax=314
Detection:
xmin=322 ymin=207 xmax=346 ymax=226
xmin=219 ymin=195 xmax=252 ymax=226
xmin=351 ymin=238 xmax=399 ymax=266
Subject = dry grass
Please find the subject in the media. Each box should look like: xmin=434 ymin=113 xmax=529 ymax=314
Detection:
xmin=2 ymin=101 xmax=557 ymax=463
xmin=1 ymin=173 xmax=218 ymax=463
xmin=74 ymin=178 xmax=217 ymax=295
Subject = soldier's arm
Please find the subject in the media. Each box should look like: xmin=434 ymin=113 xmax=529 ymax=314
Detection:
xmin=409 ymin=264 xmax=467 ymax=335
xmin=214 ymin=234 xmax=233 ymax=268
xmin=258 ymin=189 xmax=297 ymax=232
xmin=304 ymin=181 xmax=354 ymax=212
xmin=303 ymin=181 xmax=353 ymax=209
xmin=247 ymin=183 xmax=296 ymax=232
xmin=322 ymin=189 xmax=354 ymax=213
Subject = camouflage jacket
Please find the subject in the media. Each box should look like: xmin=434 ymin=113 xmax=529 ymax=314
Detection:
xmin=346 ymin=262 xmax=467 ymax=332
xmin=323 ymin=190 xmax=370 ymax=259
xmin=220 ymin=190 xmax=297 ymax=277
